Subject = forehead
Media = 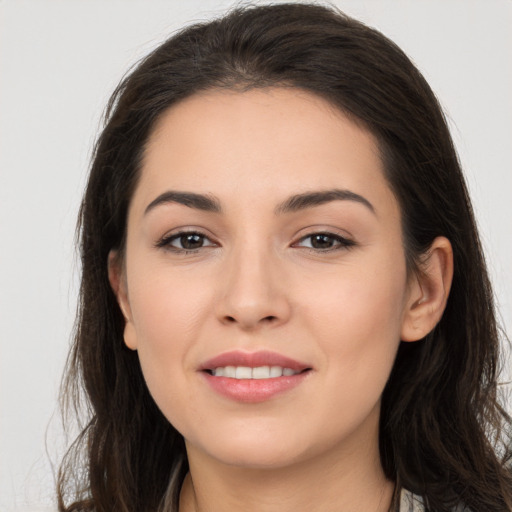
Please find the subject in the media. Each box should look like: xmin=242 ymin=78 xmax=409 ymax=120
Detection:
xmin=133 ymin=87 xmax=397 ymax=218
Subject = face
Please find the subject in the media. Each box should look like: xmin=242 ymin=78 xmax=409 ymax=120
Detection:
xmin=114 ymin=88 xmax=418 ymax=470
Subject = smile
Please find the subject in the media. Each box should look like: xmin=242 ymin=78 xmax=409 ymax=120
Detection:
xmin=209 ymin=366 xmax=301 ymax=379
xmin=200 ymin=350 xmax=312 ymax=402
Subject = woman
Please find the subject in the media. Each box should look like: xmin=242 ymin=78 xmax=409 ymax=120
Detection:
xmin=58 ymin=3 xmax=512 ymax=511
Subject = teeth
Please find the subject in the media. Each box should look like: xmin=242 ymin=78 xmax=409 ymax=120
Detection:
xmin=270 ymin=366 xmax=283 ymax=377
xmin=235 ymin=366 xmax=252 ymax=379
xmin=211 ymin=366 xmax=300 ymax=379
xmin=224 ymin=366 xmax=236 ymax=378
xmin=252 ymin=366 xmax=271 ymax=379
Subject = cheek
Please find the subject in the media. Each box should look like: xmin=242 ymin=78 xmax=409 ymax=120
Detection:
xmin=129 ymin=263 xmax=210 ymax=345
xmin=308 ymin=259 xmax=407 ymax=386
xmin=290 ymin=266 xmax=406 ymax=446
xmin=126 ymin=267 xmax=212 ymax=415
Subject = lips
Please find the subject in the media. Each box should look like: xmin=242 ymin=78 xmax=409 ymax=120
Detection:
xmin=199 ymin=350 xmax=312 ymax=403
xmin=200 ymin=350 xmax=310 ymax=372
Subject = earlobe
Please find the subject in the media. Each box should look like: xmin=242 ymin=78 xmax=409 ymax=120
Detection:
xmin=108 ymin=250 xmax=138 ymax=351
xmin=401 ymin=236 xmax=454 ymax=342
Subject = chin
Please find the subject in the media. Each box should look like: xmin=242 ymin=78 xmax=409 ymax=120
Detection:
xmin=185 ymin=424 xmax=312 ymax=470
xmin=209 ymin=444 xmax=307 ymax=470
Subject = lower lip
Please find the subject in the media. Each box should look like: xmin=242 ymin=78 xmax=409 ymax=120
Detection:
xmin=202 ymin=371 xmax=310 ymax=403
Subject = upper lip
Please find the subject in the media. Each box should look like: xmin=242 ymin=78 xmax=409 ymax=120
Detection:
xmin=199 ymin=350 xmax=311 ymax=372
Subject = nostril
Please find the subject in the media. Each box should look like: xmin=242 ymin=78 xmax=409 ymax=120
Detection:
xmin=223 ymin=314 xmax=277 ymax=325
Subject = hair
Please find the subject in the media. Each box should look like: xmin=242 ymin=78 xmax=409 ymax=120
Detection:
xmin=58 ymin=3 xmax=512 ymax=511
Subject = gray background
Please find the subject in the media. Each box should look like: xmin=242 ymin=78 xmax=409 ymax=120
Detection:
xmin=1 ymin=1 xmax=511 ymax=510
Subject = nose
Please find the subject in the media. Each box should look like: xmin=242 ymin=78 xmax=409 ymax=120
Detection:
xmin=214 ymin=244 xmax=292 ymax=331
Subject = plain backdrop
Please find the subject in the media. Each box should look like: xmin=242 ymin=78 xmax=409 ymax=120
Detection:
xmin=1 ymin=1 xmax=511 ymax=510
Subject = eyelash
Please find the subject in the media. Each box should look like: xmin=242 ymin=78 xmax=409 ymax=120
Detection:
xmin=293 ymin=232 xmax=356 ymax=252
xmin=155 ymin=230 xmax=356 ymax=254
xmin=155 ymin=231 xmax=217 ymax=254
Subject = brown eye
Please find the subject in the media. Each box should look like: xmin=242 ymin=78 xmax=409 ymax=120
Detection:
xmin=310 ymin=234 xmax=337 ymax=249
xmin=295 ymin=232 xmax=355 ymax=251
xmin=157 ymin=231 xmax=216 ymax=252
xmin=177 ymin=233 xmax=205 ymax=250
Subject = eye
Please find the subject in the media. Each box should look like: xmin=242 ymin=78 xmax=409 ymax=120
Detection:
xmin=156 ymin=231 xmax=216 ymax=252
xmin=294 ymin=232 xmax=355 ymax=251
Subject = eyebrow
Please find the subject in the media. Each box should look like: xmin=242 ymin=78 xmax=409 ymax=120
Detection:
xmin=274 ymin=189 xmax=375 ymax=215
xmin=144 ymin=188 xmax=375 ymax=216
xmin=145 ymin=191 xmax=222 ymax=215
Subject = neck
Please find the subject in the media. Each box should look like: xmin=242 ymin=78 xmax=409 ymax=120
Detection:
xmin=179 ymin=413 xmax=394 ymax=512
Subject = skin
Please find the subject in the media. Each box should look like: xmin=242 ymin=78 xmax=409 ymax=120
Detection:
xmin=109 ymin=88 xmax=453 ymax=512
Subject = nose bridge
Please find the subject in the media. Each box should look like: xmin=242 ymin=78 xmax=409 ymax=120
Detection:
xmin=216 ymin=232 xmax=290 ymax=329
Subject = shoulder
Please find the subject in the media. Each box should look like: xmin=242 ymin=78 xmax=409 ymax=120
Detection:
xmin=399 ymin=489 xmax=470 ymax=512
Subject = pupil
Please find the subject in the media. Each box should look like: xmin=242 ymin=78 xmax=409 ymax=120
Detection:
xmin=312 ymin=234 xmax=333 ymax=249
xmin=181 ymin=234 xmax=203 ymax=249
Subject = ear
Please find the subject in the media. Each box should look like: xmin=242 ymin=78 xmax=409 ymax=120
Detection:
xmin=108 ymin=250 xmax=138 ymax=350
xmin=401 ymin=236 xmax=454 ymax=342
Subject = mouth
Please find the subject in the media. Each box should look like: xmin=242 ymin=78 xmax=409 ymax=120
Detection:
xmin=199 ymin=350 xmax=312 ymax=402
xmin=205 ymin=365 xmax=308 ymax=379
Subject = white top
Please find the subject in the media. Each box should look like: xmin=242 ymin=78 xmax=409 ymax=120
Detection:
xmin=400 ymin=489 xmax=424 ymax=511
xmin=400 ymin=489 xmax=468 ymax=511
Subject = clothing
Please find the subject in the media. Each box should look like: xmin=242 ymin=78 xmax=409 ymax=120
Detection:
xmin=399 ymin=489 xmax=468 ymax=511
xmin=400 ymin=489 xmax=425 ymax=511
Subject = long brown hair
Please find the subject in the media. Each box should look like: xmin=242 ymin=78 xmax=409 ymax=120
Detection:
xmin=58 ymin=4 xmax=512 ymax=511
